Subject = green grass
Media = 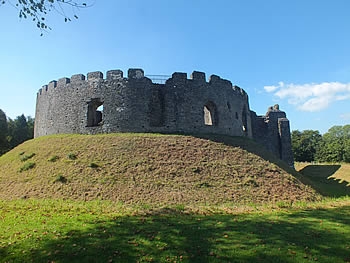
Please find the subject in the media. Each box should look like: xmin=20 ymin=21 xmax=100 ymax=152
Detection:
xmin=1 ymin=134 xmax=350 ymax=262
xmin=0 ymin=133 xmax=319 ymax=204
xmin=295 ymin=163 xmax=350 ymax=197
xmin=0 ymin=198 xmax=350 ymax=263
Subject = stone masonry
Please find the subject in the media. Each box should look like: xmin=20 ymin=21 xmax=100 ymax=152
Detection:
xmin=34 ymin=68 xmax=294 ymax=166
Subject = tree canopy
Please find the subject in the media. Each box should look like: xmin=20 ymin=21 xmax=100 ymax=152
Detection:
xmin=292 ymin=125 xmax=350 ymax=163
xmin=0 ymin=0 xmax=89 ymax=33
xmin=0 ymin=109 xmax=9 ymax=154
xmin=291 ymin=130 xmax=322 ymax=162
xmin=0 ymin=110 xmax=34 ymax=155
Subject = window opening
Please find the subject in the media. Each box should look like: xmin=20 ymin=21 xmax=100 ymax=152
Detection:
xmin=204 ymin=106 xmax=212 ymax=125
xmin=242 ymin=107 xmax=248 ymax=135
xmin=87 ymin=99 xmax=103 ymax=127
xmin=204 ymin=101 xmax=217 ymax=126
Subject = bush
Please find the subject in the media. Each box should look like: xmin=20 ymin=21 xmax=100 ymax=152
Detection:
xmin=67 ymin=153 xmax=77 ymax=160
xmin=19 ymin=162 xmax=35 ymax=172
xmin=89 ymin=162 xmax=99 ymax=168
xmin=48 ymin=155 xmax=59 ymax=162
xmin=20 ymin=153 xmax=35 ymax=162
xmin=54 ymin=174 xmax=67 ymax=183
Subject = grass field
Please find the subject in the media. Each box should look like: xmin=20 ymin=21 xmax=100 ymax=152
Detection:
xmin=0 ymin=134 xmax=349 ymax=262
xmin=0 ymin=134 xmax=319 ymax=204
xmin=295 ymin=162 xmax=350 ymax=197
xmin=1 ymin=198 xmax=350 ymax=263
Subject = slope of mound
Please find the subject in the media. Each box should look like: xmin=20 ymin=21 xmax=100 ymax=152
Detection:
xmin=0 ymin=133 xmax=320 ymax=205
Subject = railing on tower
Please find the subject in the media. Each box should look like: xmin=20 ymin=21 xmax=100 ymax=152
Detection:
xmin=146 ymin=75 xmax=171 ymax=84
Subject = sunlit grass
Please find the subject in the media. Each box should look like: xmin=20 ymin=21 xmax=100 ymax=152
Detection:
xmin=295 ymin=162 xmax=350 ymax=196
xmin=1 ymin=198 xmax=350 ymax=263
xmin=0 ymin=135 xmax=350 ymax=262
xmin=0 ymin=133 xmax=319 ymax=204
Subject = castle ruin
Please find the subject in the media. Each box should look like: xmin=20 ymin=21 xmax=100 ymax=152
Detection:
xmin=34 ymin=68 xmax=294 ymax=166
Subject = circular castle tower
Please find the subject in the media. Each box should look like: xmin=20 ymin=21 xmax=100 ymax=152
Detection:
xmin=34 ymin=68 xmax=293 ymax=166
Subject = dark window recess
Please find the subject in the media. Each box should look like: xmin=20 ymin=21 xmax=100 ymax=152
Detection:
xmin=242 ymin=107 xmax=248 ymax=135
xmin=87 ymin=99 xmax=103 ymax=127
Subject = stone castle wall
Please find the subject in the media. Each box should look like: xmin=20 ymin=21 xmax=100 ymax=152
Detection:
xmin=34 ymin=68 xmax=293 ymax=166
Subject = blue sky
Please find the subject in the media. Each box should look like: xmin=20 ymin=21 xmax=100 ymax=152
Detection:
xmin=1 ymin=0 xmax=350 ymax=134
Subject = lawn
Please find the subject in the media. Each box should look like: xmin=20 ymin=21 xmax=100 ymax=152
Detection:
xmin=295 ymin=162 xmax=350 ymax=197
xmin=1 ymin=136 xmax=349 ymax=263
xmin=1 ymin=198 xmax=350 ymax=263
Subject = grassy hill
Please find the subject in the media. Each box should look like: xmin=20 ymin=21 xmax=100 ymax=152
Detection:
xmin=0 ymin=133 xmax=319 ymax=205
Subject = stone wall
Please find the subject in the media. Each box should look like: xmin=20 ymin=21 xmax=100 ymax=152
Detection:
xmin=251 ymin=105 xmax=294 ymax=167
xmin=34 ymin=68 xmax=293 ymax=166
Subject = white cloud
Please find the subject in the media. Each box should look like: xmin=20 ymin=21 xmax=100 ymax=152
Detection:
xmin=264 ymin=85 xmax=279 ymax=92
xmin=263 ymin=81 xmax=350 ymax=112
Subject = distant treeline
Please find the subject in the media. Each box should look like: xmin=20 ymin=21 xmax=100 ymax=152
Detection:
xmin=0 ymin=109 xmax=34 ymax=155
xmin=292 ymin=125 xmax=350 ymax=163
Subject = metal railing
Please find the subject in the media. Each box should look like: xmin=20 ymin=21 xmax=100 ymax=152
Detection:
xmin=146 ymin=75 xmax=171 ymax=84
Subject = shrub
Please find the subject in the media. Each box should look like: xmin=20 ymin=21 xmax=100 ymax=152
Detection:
xmin=67 ymin=153 xmax=77 ymax=160
xmin=20 ymin=153 xmax=35 ymax=162
xmin=19 ymin=162 xmax=35 ymax=172
xmin=89 ymin=162 xmax=99 ymax=168
xmin=54 ymin=174 xmax=67 ymax=183
xmin=48 ymin=155 xmax=59 ymax=162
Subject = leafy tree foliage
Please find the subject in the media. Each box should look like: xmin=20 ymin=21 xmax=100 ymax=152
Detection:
xmin=0 ymin=0 xmax=89 ymax=33
xmin=316 ymin=125 xmax=350 ymax=163
xmin=291 ymin=130 xmax=322 ymax=162
xmin=292 ymin=125 xmax=350 ymax=163
xmin=7 ymin=114 xmax=30 ymax=148
xmin=0 ymin=109 xmax=9 ymax=154
xmin=0 ymin=110 xmax=34 ymax=155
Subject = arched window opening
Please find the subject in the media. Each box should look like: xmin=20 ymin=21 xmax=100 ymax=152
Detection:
xmin=242 ymin=106 xmax=248 ymax=136
xmin=204 ymin=106 xmax=212 ymax=125
xmin=87 ymin=99 xmax=103 ymax=127
xmin=204 ymin=101 xmax=217 ymax=126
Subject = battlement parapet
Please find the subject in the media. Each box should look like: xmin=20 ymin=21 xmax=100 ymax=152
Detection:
xmin=58 ymin=77 xmax=70 ymax=87
xmin=190 ymin=71 xmax=206 ymax=82
xmin=87 ymin=71 xmax=103 ymax=80
xmin=171 ymin=72 xmax=187 ymax=80
xmin=71 ymin=74 xmax=86 ymax=82
xmin=128 ymin=68 xmax=144 ymax=79
xmin=37 ymin=68 xmax=249 ymax=96
xmin=48 ymin=80 xmax=57 ymax=90
xmin=107 ymin=70 xmax=123 ymax=80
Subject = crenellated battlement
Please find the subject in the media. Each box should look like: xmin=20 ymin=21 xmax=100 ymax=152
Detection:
xmin=34 ymin=67 xmax=293 ymax=166
xmin=36 ymin=68 xmax=248 ymax=99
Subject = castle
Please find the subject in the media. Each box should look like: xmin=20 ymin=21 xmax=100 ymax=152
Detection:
xmin=34 ymin=68 xmax=294 ymax=166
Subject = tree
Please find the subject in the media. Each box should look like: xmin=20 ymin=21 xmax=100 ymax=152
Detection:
xmin=0 ymin=109 xmax=9 ymax=154
xmin=291 ymin=130 xmax=322 ymax=162
xmin=316 ymin=125 xmax=350 ymax=163
xmin=0 ymin=0 xmax=89 ymax=33
xmin=7 ymin=114 xmax=31 ymax=148
xmin=27 ymin=116 xmax=35 ymax=139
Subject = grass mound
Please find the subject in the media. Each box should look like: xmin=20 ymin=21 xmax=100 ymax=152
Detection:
xmin=0 ymin=133 xmax=319 ymax=205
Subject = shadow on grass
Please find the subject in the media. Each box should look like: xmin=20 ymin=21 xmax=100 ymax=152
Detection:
xmin=192 ymin=134 xmax=287 ymax=164
xmin=299 ymin=165 xmax=349 ymax=197
xmin=3 ymin=206 xmax=350 ymax=263
xmin=191 ymin=134 xmax=350 ymax=197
